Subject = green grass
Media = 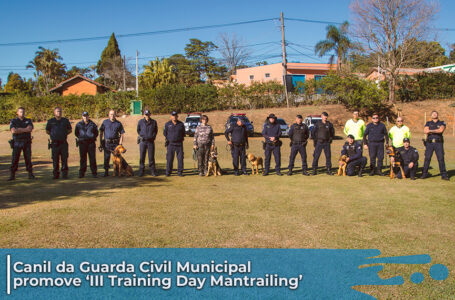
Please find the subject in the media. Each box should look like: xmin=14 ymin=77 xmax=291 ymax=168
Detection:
xmin=0 ymin=117 xmax=454 ymax=299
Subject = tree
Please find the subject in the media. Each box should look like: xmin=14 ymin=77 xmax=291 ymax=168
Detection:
xmin=26 ymin=46 xmax=66 ymax=94
xmin=4 ymin=72 xmax=32 ymax=94
xmin=96 ymin=33 xmax=121 ymax=75
xmin=255 ymin=61 xmax=268 ymax=66
xmin=403 ymin=40 xmax=449 ymax=68
xmin=167 ymin=54 xmax=200 ymax=85
xmin=184 ymin=38 xmax=227 ymax=82
xmin=140 ymin=58 xmax=177 ymax=89
xmin=65 ymin=66 xmax=93 ymax=79
xmin=449 ymin=44 xmax=455 ymax=62
xmin=315 ymin=21 xmax=355 ymax=72
xmin=351 ymin=0 xmax=437 ymax=104
xmin=218 ymin=33 xmax=249 ymax=75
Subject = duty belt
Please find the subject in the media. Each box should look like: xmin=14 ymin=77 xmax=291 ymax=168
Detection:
xmin=291 ymin=141 xmax=307 ymax=146
xmin=427 ymin=137 xmax=443 ymax=143
xmin=79 ymin=138 xmax=95 ymax=143
xmin=233 ymin=143 xmax=245 ymax=147
xmin=106 ymin=138 xmax=120 ymax=144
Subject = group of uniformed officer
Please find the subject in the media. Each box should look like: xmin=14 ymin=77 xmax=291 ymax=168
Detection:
xmin=7 ymin=107 xmax=450 ymax=181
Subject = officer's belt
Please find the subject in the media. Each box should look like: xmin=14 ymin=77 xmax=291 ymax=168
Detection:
xmin=50 ymin=140 xmax=67 ymax=145
xmin=169 ymin=141 xmax=183 ymax=145
xmin=233 ymin=143 xmax=245 ymax=147
xmin=291 ymin=141 xmax=307 ymax=146
xmin=426 ymin=137 xmax=443 ymax=143
xmin=140 ymin=137 xmax=155 ymax=142
xmin=105 ymin=138 xmax=120 ymax=144
xmin=79 ymin=138 xmax=96 ymax=143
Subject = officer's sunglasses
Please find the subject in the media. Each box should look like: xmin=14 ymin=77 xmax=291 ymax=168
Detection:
xmin=372 ymin=117 xmax=378 ymax=119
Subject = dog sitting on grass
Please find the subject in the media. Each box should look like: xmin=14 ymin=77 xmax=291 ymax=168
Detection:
xmin=386 ymin=145 xmax=406 ymax=179
xmin=337 ymin=154 xmax=348 ymax=176
xmin=206 ymin=146 xmax=222 ymax=176
xmin=112 ymin=145 xmax=134 ymax=176
xmin=247 ymin=153 xmax=263 ymax=175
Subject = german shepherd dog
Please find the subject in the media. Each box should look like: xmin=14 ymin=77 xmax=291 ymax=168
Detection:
xmin=206 ymin=146 xmax=222 ymax=176
xmin=386 ymin=146 xmax=406 ymax=179
xmin=337 ymin=154 xmax=348 ymax=176
xmin=112 ymin=145 xmax=134 ymax=176
xmin=247 ymin=153 xmax=263 ymax=175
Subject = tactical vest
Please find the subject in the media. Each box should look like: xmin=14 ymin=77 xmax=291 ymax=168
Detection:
xmin=317 ymin=123 xmax=330 ymax=141
xmin=292 ymin=124 xmax=307 ymax=143
xmin=346 ymin=144 xmax=356 ymax=157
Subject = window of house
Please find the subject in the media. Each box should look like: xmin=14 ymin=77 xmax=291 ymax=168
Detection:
xmin=249 ymin=75 xmax=254 ymax=80
xmin=265 ymin=73 xmax=270 ymax=78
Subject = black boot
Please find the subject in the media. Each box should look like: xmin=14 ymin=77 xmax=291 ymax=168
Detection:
xmin=312 ymin=169 xmax=317 ymax=176
xmin=138 ymin=170 xmax=144 ymax=177
xmin=103 ymin=170 xmax=109 ymax=177
xmin=53 ymin=173 xmax=59 ymax=180
xmin=420 ymin=173 xmax=429 ymax=179
xmin=302 ymin=170 xmax=310 ymax=176
xmin=369 ymin=167 xmax=375 ymax=176
xmin=79 ymin=172 xmax=84 ymax=178
xmin=62 ymin=172 xmax=68 ymax=179
xmin=358 ymin=168 xmax=363 ymax=177
xmin=326 ymin=168 xmax=333 ymax=176
xmin=376 ymin=168 xmax=384 ymax=176
xmin=150 ymin=169 xmax=157 ymax=177
xmin=28 ymin=172 xmax=35 ymax=180
xmin=7 ymin=172 xmax=15 ymax=181
xmin=287 ymin=170 xmax=292 ymax=176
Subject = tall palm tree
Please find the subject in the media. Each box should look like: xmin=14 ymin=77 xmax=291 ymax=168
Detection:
xmin=315 ymin=21 xmax=353 ymax=72
xmin=26 ymin=47 xmax=66 ymax=94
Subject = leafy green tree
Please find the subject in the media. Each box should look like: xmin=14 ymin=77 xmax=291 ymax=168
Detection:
xmin=65 ymin=66 xmax=93 ymax=79
xmin=96 ymin=33 xmax=121 ymax=75
xmin=449 ymin=44 xmax=455 ymax=63
xmin=3 ymin=72 xmax=32 ymax=94
xmin=26 ymin=46 xmax=66 ymax=94
xmin=140 ymin=58 xmax=177 ymax=89
xmin=184 ymin=38 xmax=227 ymax=82
xmin=404 ymin=40 xmax=449 ymax=68
xmin=255 ymin=61 xmax=268 ymax=66
xmin=167 ymin=54 xmax=200 ymax=85
xmin=315 ymin=21 xmax=356 ymax=72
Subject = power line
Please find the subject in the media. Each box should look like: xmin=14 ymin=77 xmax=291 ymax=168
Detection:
xmin=0 ymin=18 xmax=278 ymax=47
xmin=284 ymin=17 xmax=342 ymax=25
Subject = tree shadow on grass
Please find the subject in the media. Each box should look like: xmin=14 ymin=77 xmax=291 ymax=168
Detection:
xmin=0 ymin=157 xmax=167 ymax=210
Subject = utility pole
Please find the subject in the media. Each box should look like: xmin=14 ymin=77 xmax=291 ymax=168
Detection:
xmin=280 ymin=12 xmax=289 ymax=108
xmin=136 ymin=50 xmax=139 ymax=98
xmin=123 ymin=55 xmax=126 ymax=91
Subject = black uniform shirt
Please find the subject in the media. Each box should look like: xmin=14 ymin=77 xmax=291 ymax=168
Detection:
xmin=312 ymin=121 xmax=335 ymax=142
xmin=100 ymin=119 xmax=125 ymax=140
xmin=363 ymin=122 xmax=389 ymax=144
xmin=46 ymin=117 xmax=72 ymax=141
xmin=398 ymin=146 xmax=419 ymax=165
xmin=163 ymin=120 xmax=185 ymax=143
xmin=10 ymin=117 xmax=33 ymax=141
xmin=262 ymin=121 xmax=281 ymax=142
xmin=137 ymin=118 xmax=158 ymax=141
xmin=341 ymin=142 xmax=362 ymax=162
xmin=425 ymin=120 xmax=445 ymax=140
xmin=289 ymin=123 xmax=309 ymax=143
xmin=75 ymin=120 xmax=99 ymax=141
xmin=225 ymin=123 xmax=248 ymax=144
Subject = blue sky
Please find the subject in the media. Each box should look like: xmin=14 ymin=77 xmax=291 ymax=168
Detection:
xmin=0 ymin=0 xmax=454 ymax=83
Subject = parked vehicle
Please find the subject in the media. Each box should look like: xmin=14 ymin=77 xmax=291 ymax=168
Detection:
xmin=225 ymin=113 xmax=254 ymax=136
xmin=184 ymin=113 xmax=202 ymax=136
xmin=277 ymin=118 xmax=289 ymax=137
xmin=304 ymin=115 xmax=322 ymax=138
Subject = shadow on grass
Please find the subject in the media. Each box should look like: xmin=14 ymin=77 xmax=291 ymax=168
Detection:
xmin=0 ymin=157 xmax=167 ymax=210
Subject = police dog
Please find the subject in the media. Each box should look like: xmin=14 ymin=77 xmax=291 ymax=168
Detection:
xmin=337 ymin=155 xmax=348 ymax=176
xmin=247 ymin=153 xmax=263 ymax=175
xmin=386 ymin=146 xmax=406 ymax=179
xmin=206 ymin=146 xmax=222 ymax=176
xmin=112 ymin=145 xmax=134 ymax=176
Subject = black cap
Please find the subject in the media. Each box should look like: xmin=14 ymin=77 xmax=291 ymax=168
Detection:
xmin=171 ymin=111 xmax=178 ymax=116
xmin=322 ymin=112 xmax=329 ymax=117
xmin=296 ymin=114 xmax=303 ymax=119
xmin=403 ymin=138 xmax=410 ymax=143
xmin=82 ymin=111 xmax=89 ymax=116
xmin=267 ymin=113 xmax=277 ymax=119
xmin=347 ymin=134 xmax=355 ymax=140
xmin=144 ymin=109 xmax=151 ymax=115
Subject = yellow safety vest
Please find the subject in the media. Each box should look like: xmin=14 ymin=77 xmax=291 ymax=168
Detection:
xmin=344 ymin=119 xmax=366 ymax=140
xmin=388 ymin=125 xmax=411 ymax=148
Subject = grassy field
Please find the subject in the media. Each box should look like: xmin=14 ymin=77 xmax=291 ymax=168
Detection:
xmin=0 ymin=103 xmax=454 ymax=299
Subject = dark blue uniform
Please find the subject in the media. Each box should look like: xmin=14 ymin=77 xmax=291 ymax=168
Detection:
xmin=422 ymin=120 xmax=447 ymax=178
xmin=9 ymin=117 xmax=34 ymax=175
xmin=75 ymin=120 xmax=98 ymax=176
xmin=341 ymin=142 xmax=367 ymax=176
xmin=312 ymin=121 xmax=335 ymax=171
xmin=288 ymin=123 xmax=310 ymax=173
xmin=137 ymin=118 xmax=158 ymax=174
xmin=225 ymin=123 xmax=249 ymax=174
xmin=397 ymin=146 xmax=419 ymax=179
xmin=99 ymin=119 xmax=125 ymax=172
xmin=163 ymin=120 xmax=185 ymax=176
xmin=262 ymin=121 xmax=282 ymax=174
xmin=363 ymin=122 xmax=389 ymax=171
xmin=46 ymin=117 xmax=72 ymax=178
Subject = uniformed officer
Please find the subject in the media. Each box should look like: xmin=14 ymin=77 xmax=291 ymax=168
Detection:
xmin=393 ymin=138 xmax=418 ymax=180
xmin=312 ymin=112 xmax=335 ymax=175
xmin=344 ymin=110 xmax=366 ymax=142
xmin=46 ymin=107 xmax=72 ymax=179
xmin=193 ymin=115 xmax=214 ymax=176
xmin=262 ymin=113 xmax=282 ymax=176
xmin=363 ymin=113 xmax=389 ymax=176
xmin=163 ymin=111 xmax=185 ymax=177
xmin=8 ymin=107 xmax=35 ymax=181
xmin=421 ymin=111 xmax=449 ymax=180
xmin=137 ymin=109 xmax=158 ymax=177
xmin=287 ymin=114 xmax=310 ymax=176
xmin=75 ymin=112 xmax=98 ymax=178
xmin=99 ymin=109 xmax=125 ymax=177
xmin=388 ymin=117 xmax=410 ymax=148
xmin=340 ymin=134 xmax=367 ymax=177
xmin=225 ymin=118 xmax=249 ymax=176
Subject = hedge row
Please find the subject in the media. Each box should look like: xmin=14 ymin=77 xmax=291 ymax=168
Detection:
xmin=397 ymin=72 xmax=455 ymax=102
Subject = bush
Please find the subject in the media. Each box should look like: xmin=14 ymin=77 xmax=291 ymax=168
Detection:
xmin=397 ymin=72 xmax=455 ymax=102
